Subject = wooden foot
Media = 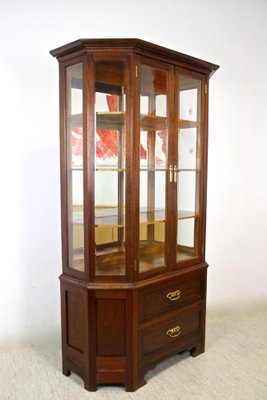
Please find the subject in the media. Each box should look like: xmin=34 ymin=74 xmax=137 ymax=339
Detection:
xmin=84 ymin=379 xmax=97 ymax=392
xmin=190 ymin=343 xmax=204 ymax=358
xmin=125 ymin=374 xmax=147 ymax=392
xmin=62 ymin=361 xmax=71 ymax=376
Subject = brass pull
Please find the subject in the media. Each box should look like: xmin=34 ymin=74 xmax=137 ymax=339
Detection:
xmin=166 ymin=325 xmax=181 ymax=338
xmin=174 ymin=165 xmax=177 ymax=183
xmin=166 ymin=289 xmax=181 ymax=301
xmin=169 ymin=165 xmax=173 ymax=183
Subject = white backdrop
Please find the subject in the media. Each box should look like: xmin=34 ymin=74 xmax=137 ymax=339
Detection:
xmin=1 ymin=0 xmax=267 ymax=344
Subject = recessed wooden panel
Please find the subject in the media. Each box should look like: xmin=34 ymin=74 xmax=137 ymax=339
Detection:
xmin=96 ymin=299 xmax=126 ymax=356
xmin=66 ymin=291 xmax=84 ymax=352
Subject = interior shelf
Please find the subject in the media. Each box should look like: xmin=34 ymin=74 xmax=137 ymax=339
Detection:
xmin=178 ymin=120 xmax=200 ymax=129
xmin=73 ymin=207 xmax=196 ymax=227
xmin=68 ymin=112 xmax=167 ymax=131
xmin=140 ymin=167 xmax=167 ymax=171
xmin=96 ymin=112 xmax=124 ymax=130
xmin=140 ymin=114 xmax=166 ymax=131
xmin=73 ymin=167 xmax=198 ymax=172
xmin=95 ymin=167 xmax=125 ymax=171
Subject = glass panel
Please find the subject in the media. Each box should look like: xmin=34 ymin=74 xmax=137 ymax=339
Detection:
xmin=139 ymin=64 xmax=168 ymax=273
xmin=177 ymin=219 xmax=196 ymax=262
xmin=177 ymin=76 xmax=201 ymax=263
xmin=95 ymin=61 xmax=126 ymax=275
xmin=178 ymin=171 xmax=196 ymax=213
xmin=176 ymin=168 xmax=198 ymax=261
xmin=179 ymin=76 xmax=201 ymax=121
xmin=66 ymin=63 xmax=84 ymax=271
xmin=178 ymin=128 xmax=197 ymax=170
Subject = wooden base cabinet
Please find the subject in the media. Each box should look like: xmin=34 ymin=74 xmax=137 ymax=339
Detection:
xmin=50 ymin=39 xmax=219 ymax=391
xmin=60 ymin=264 xmax=206 ymax=391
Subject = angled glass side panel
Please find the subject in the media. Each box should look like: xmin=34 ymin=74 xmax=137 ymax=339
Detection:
xmin=139 ymin=64 xmax=168 ymax=273
xmin=66 ymin=63 xmax=84 ymax=272
xmin=94 ymin=60 xmax=126 ymax=276
xmin=177 ymin=75 xmax=201 ymax=263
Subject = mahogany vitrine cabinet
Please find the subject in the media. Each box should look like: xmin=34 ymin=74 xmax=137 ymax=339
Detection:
xmin=50 ymin=39 xmax=219 ymax=391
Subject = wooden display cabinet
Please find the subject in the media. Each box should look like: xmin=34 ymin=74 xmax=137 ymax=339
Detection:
xmin=50 ymin=39 xmax=219 ymax=391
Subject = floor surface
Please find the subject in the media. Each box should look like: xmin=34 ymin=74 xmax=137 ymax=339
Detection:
xmin=1 ymin=303 xmax=266 ymax=400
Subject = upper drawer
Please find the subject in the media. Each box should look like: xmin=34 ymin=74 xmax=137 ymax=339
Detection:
xmin=139 ymin=272 xmax=205 ymax=322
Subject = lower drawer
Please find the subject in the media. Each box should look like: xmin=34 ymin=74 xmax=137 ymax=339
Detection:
xmin=139 ymin=307 xmax=202 ymax=359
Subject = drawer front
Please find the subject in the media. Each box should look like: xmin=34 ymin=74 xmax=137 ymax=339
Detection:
xmin=140 ymin=309 xmax=201 ymax=358
xmin=140 ymin=273 xmax=204 ymax=322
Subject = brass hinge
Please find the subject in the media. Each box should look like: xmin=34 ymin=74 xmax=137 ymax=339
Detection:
xmin=204 ymin=84 xmax=208 ymax=94
xmin=134 ymin=259 xmax=137 ymax=272
xmin=136 ymin=65 xmax=138 ymax=78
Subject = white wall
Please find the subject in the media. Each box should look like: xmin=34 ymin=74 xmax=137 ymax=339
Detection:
xmin=1 ymin=0 xmax=267 ymax=343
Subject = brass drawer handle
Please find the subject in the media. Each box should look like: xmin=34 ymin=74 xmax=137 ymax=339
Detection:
xmin=166 ymin=325 xmax=181 ymax=338
xmin=166 ymin=289 xmax=181 ymax=301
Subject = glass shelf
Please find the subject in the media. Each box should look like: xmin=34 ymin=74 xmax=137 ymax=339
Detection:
xmin=95 ymin=207 xmax=125 ymax=228
xmin=140 ymin=114 xmax=166 ymax=131
xmin=139 ymin=167 xmax=167 ymax=171
xmin=68 ymin=112 xmax=167 ymax=131
xmin=72 ymin=208 xmax=196 ymax=228
xmin=95 ymin=167 xmax=125 ymax=172
xmin=72 ymin=167 xmax=197 ymax=172
xmin=178 ymin=168 xmax=199 ymax=172
xmin=68 ymin=113 xmax=82 ymax=127
xmin=97 ymin=112 xmax=167 ymax=131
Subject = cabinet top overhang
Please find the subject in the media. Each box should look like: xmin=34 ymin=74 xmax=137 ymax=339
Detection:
xmin=50 ymin=38 xmax=219 ymax=76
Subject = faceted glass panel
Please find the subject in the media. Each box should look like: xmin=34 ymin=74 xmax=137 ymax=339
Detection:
xmin=179 ymin=76 xmax=201 ymax=122
xmin=94 ymin=61 xmax=126 ymax=275
xmin=177 ymin=75 xmax=201 ymax=263
xmin=66 ymin=63 xmax=84 ymax=271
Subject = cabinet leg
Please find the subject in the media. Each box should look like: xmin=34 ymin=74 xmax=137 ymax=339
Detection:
xmin=190 ymin=342 xmax=205 ymax=358
xmin=125 ymin=374 xmax=147 ymax=392
xmin=62 ymin=358 xmax=70 ymax=376
xmin=84 ymin=377 xmax=97 ymax=392
xmin=125 ymin=380 xmax=147 ymax=391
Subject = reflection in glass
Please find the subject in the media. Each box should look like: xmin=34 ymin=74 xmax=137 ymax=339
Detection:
xmin=178 ymin=128 xmax=197 ymax=170
xmin=179 ymin=76 xmax=201 ymax=121
xmin=139 ymin=64 xmax=168 ymax=273
xmin=94 ymin=61 xmax=126 ymax=275
xmin=66 ymin=63 xmax=84 ymax=271
xmin=177 ymin=219 xmax=196 ymax=262
xmin=178 ymin=171 xmax=196 ymax=213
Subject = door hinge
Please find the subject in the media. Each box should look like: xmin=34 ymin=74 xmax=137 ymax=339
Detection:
xmin=204 ymin=84 xmax=208 ymax=94
xmin=136 ymin=65 xmax=138 ymax=78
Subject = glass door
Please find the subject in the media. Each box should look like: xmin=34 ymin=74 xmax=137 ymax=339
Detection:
xmin=176 ymin=73 xmax=203 ymax=264
xmin=138 ymin=62 xmax=169 ymax=274
xmin=94 ymin=59 xmax=126 ymax=276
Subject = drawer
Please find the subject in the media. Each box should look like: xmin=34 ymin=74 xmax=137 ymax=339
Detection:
xmin=140 ymin=273 xmax=204 ymax=322
xmin=139 ymin=308 xmax=202 ymax=358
